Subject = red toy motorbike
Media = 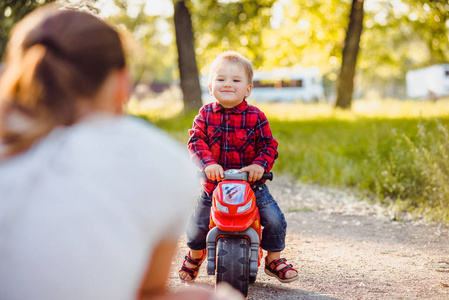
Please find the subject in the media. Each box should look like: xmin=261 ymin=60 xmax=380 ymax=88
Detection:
xmin=205 ymin=169 xmax=273 ymax=297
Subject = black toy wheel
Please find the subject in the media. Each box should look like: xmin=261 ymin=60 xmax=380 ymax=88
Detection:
xmin=249 ymin=275 xmax=257 ymax=283
xmin=216 ymin=237 xmax=250 ymax=297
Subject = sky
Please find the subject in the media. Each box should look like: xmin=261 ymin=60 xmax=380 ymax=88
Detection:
xmin=97 ymin=0 xmax=172 ymax=18
xmin=67 ymin=0 xmax=407 ymax=20
xmin=66 ymin=0 xmax=449 ymax=30
xmin=93 ymin=0 xmax=254 ymax=18
xmin=93 ymin=0 xmax=383 ymax=19
xmin=62 ymin=0 xmax=174 ymax=18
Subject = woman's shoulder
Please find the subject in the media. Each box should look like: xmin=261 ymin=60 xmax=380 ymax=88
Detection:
xmin=68 ymin=115 xmax=182 ymax=155
xmin=70 ymin=115 xmax=191 ymax=170
xmin=0 ymin=115 xmax=197 ymax=194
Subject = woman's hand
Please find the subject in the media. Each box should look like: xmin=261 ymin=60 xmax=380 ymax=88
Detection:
xmin=239 ymin=164 xmax=265 ymax=182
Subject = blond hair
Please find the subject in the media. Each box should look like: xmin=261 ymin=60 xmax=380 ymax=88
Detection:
xmin=0 ymin=5 xmax=125 ymax=158
xmin=208 ymin=51 xmax=253 ymax=85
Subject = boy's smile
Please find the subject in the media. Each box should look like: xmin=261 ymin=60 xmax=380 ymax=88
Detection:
xmin=209 ymin=63 xmax=252 ymax=108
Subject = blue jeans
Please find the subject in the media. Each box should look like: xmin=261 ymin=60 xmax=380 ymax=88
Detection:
xmin=186 ymin=184 xmax=287 ymax=252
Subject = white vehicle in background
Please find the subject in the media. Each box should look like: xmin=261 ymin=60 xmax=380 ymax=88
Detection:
xmin=406 ymin=64 xmax=449 ymax=100
xmin=201 ymin=76 xmax=214 ymax=104
xmin=249 ymin=67 xmax=324 ymax=103
xmin=201 ymin=66 xmax=325 ymax=104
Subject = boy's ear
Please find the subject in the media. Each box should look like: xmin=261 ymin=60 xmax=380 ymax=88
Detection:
xmin=209 ymin=83 xmax=213 ymax=95
xmin=245 ymin=84 xmax=252 ymax=97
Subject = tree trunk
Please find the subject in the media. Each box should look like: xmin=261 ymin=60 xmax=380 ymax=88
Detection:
xmin=173 ymin=0 xmax=202 ymax=113
xmin=335 ymin=0 xmax=364 ymax=109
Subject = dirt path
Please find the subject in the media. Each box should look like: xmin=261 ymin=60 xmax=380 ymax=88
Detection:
xmin=168 ymin=176 xmax=449 ymax=299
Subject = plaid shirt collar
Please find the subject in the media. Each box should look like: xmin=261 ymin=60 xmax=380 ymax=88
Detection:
xmin=211 ymin=100 xmax=249 ymax=114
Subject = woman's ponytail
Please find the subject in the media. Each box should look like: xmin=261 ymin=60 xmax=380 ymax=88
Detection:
xmin=0 ymin=5 xmax=126 ymax=158
xmin=0 ymin=44 xmax=56 ymax=157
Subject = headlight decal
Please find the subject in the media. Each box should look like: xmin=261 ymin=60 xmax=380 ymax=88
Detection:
xmin=237 ymin=200 xmax=253 ymax=213
xmin=215 ymin=199 xmax=229 ymax=213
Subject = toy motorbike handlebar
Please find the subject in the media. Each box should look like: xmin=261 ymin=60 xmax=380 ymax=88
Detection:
xmin=198 ymin=169 xmax=273 ymax=182
xmin=260 ymin=172 xmax=273 ymax=181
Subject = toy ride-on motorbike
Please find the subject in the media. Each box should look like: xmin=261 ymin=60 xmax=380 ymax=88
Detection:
xmin=205 ymin=169 xmax=273 ymax=297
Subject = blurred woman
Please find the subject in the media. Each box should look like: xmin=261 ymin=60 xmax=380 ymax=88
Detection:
xmin=0 ymin=5 xmax=236 ymax=300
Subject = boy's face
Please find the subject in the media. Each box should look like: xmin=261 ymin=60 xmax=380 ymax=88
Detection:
xmin=209 ymin=62 xmax=252 ymax=108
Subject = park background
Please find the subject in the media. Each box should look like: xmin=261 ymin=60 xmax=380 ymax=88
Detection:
xmin=1 ymin=0 xmax=449 ymax=223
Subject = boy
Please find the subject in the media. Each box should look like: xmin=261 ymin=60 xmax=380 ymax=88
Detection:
xmin=179 ymin=51 xmax=298 ymax=283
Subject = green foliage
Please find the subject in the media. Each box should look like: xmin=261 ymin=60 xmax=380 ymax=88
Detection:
xmin=105 ymin=1 xmax=177 ymax=83
xmin=189 ymin=0 xmax=276 ymax=72
xmin=188 ymin=0 xmax=449 ymax=97
xmin=274 ymin=117 xmax=449 ymax=224
xmin=188 ymin=0 xmax=351 ymax=80
xmin=148 ymin=110 xmax=197 ymax=144
xmin=137 ymin=101 xmax=449 ymax=224
xmin=264 ymin=0 xmax=349 ymax=72
xmin=406 ymin=0 xmax=449 ymax=64
xmin=4 ymin=0 xmax=448 ymax=98
xmin=401 ymin=121 xmax=449 ymax=222
xmin=358 ymin=0 xmax=449 ymax=96
xmin=269 ymin=116 xmax=449 ymax=223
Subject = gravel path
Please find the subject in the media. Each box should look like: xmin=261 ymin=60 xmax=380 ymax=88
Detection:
xmin=168 ymin=176 xmax=449 ymax=299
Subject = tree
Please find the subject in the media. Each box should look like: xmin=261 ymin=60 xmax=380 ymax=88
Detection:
xmin=105 ymin=0 xmax=177 ymax=84
xmin=407 ymin=0 xmax=449 ymax=65
xmin=260 ymin=0 xmax=349 ymax=88
xmin=335 ymin=0 xmax=364 ymax=109
xmin=356 ymin=0 xmax=449 ymax=98
xmin=189 ymin=0 xmax=276 ymax=71
xmin=0 ymin=0 xmax=57 ymax=60
xmin=174 ymin=0 xmax=202 ymax=112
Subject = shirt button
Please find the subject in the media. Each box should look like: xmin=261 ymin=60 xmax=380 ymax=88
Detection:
xmin=227 ymin=137 xmax=231 ymax=140
xmin=227 ymin=120 xmax=231 ymax=124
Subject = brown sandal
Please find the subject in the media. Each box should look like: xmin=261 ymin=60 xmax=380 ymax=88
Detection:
xmin=264 ymin=257 xmax=299 ymax=283
xmin=178 ymin=249 xmax=206 ymax=282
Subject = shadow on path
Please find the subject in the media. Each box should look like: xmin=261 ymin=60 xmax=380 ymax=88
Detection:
xmin=248 ymin=282 xmax=340 ymax=300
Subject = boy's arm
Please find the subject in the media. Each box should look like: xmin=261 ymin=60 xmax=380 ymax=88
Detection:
xmin=187 ymin=109 xmax=218 ymax=171
xmin=252 ymin=111 xmax=278 ymax=172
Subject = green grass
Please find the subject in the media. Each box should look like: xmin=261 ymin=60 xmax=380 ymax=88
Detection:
xmin=270 ymin=117 xmax=449 ymax=223
xmin=131 ymin=98 xmax=449 ymax=224
xmin=286 ymin=206 xmax=314 ymax=213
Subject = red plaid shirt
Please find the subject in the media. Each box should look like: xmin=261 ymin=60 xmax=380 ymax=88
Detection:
xmin=188 ymin=100 xmax=278 ymax=195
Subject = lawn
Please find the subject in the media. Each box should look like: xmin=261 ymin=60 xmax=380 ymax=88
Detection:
xmin=129 ymin=97 xmax=449 ymax=224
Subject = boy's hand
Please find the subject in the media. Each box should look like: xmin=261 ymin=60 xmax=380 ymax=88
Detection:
xmin=204 ymin=164 xmax=224 ymax=181
xmin=239 ymin=164 xmax=265 ymax=182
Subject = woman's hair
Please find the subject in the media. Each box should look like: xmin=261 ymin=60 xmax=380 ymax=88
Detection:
xmin=0 ymin=5 xmax=126 ymax=157
xmin=208 ymin=51 xmax=254 ymax=86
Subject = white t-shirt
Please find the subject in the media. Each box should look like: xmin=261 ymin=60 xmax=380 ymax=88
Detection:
xmin=0 ymin=115 xmax=199 ymax=300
